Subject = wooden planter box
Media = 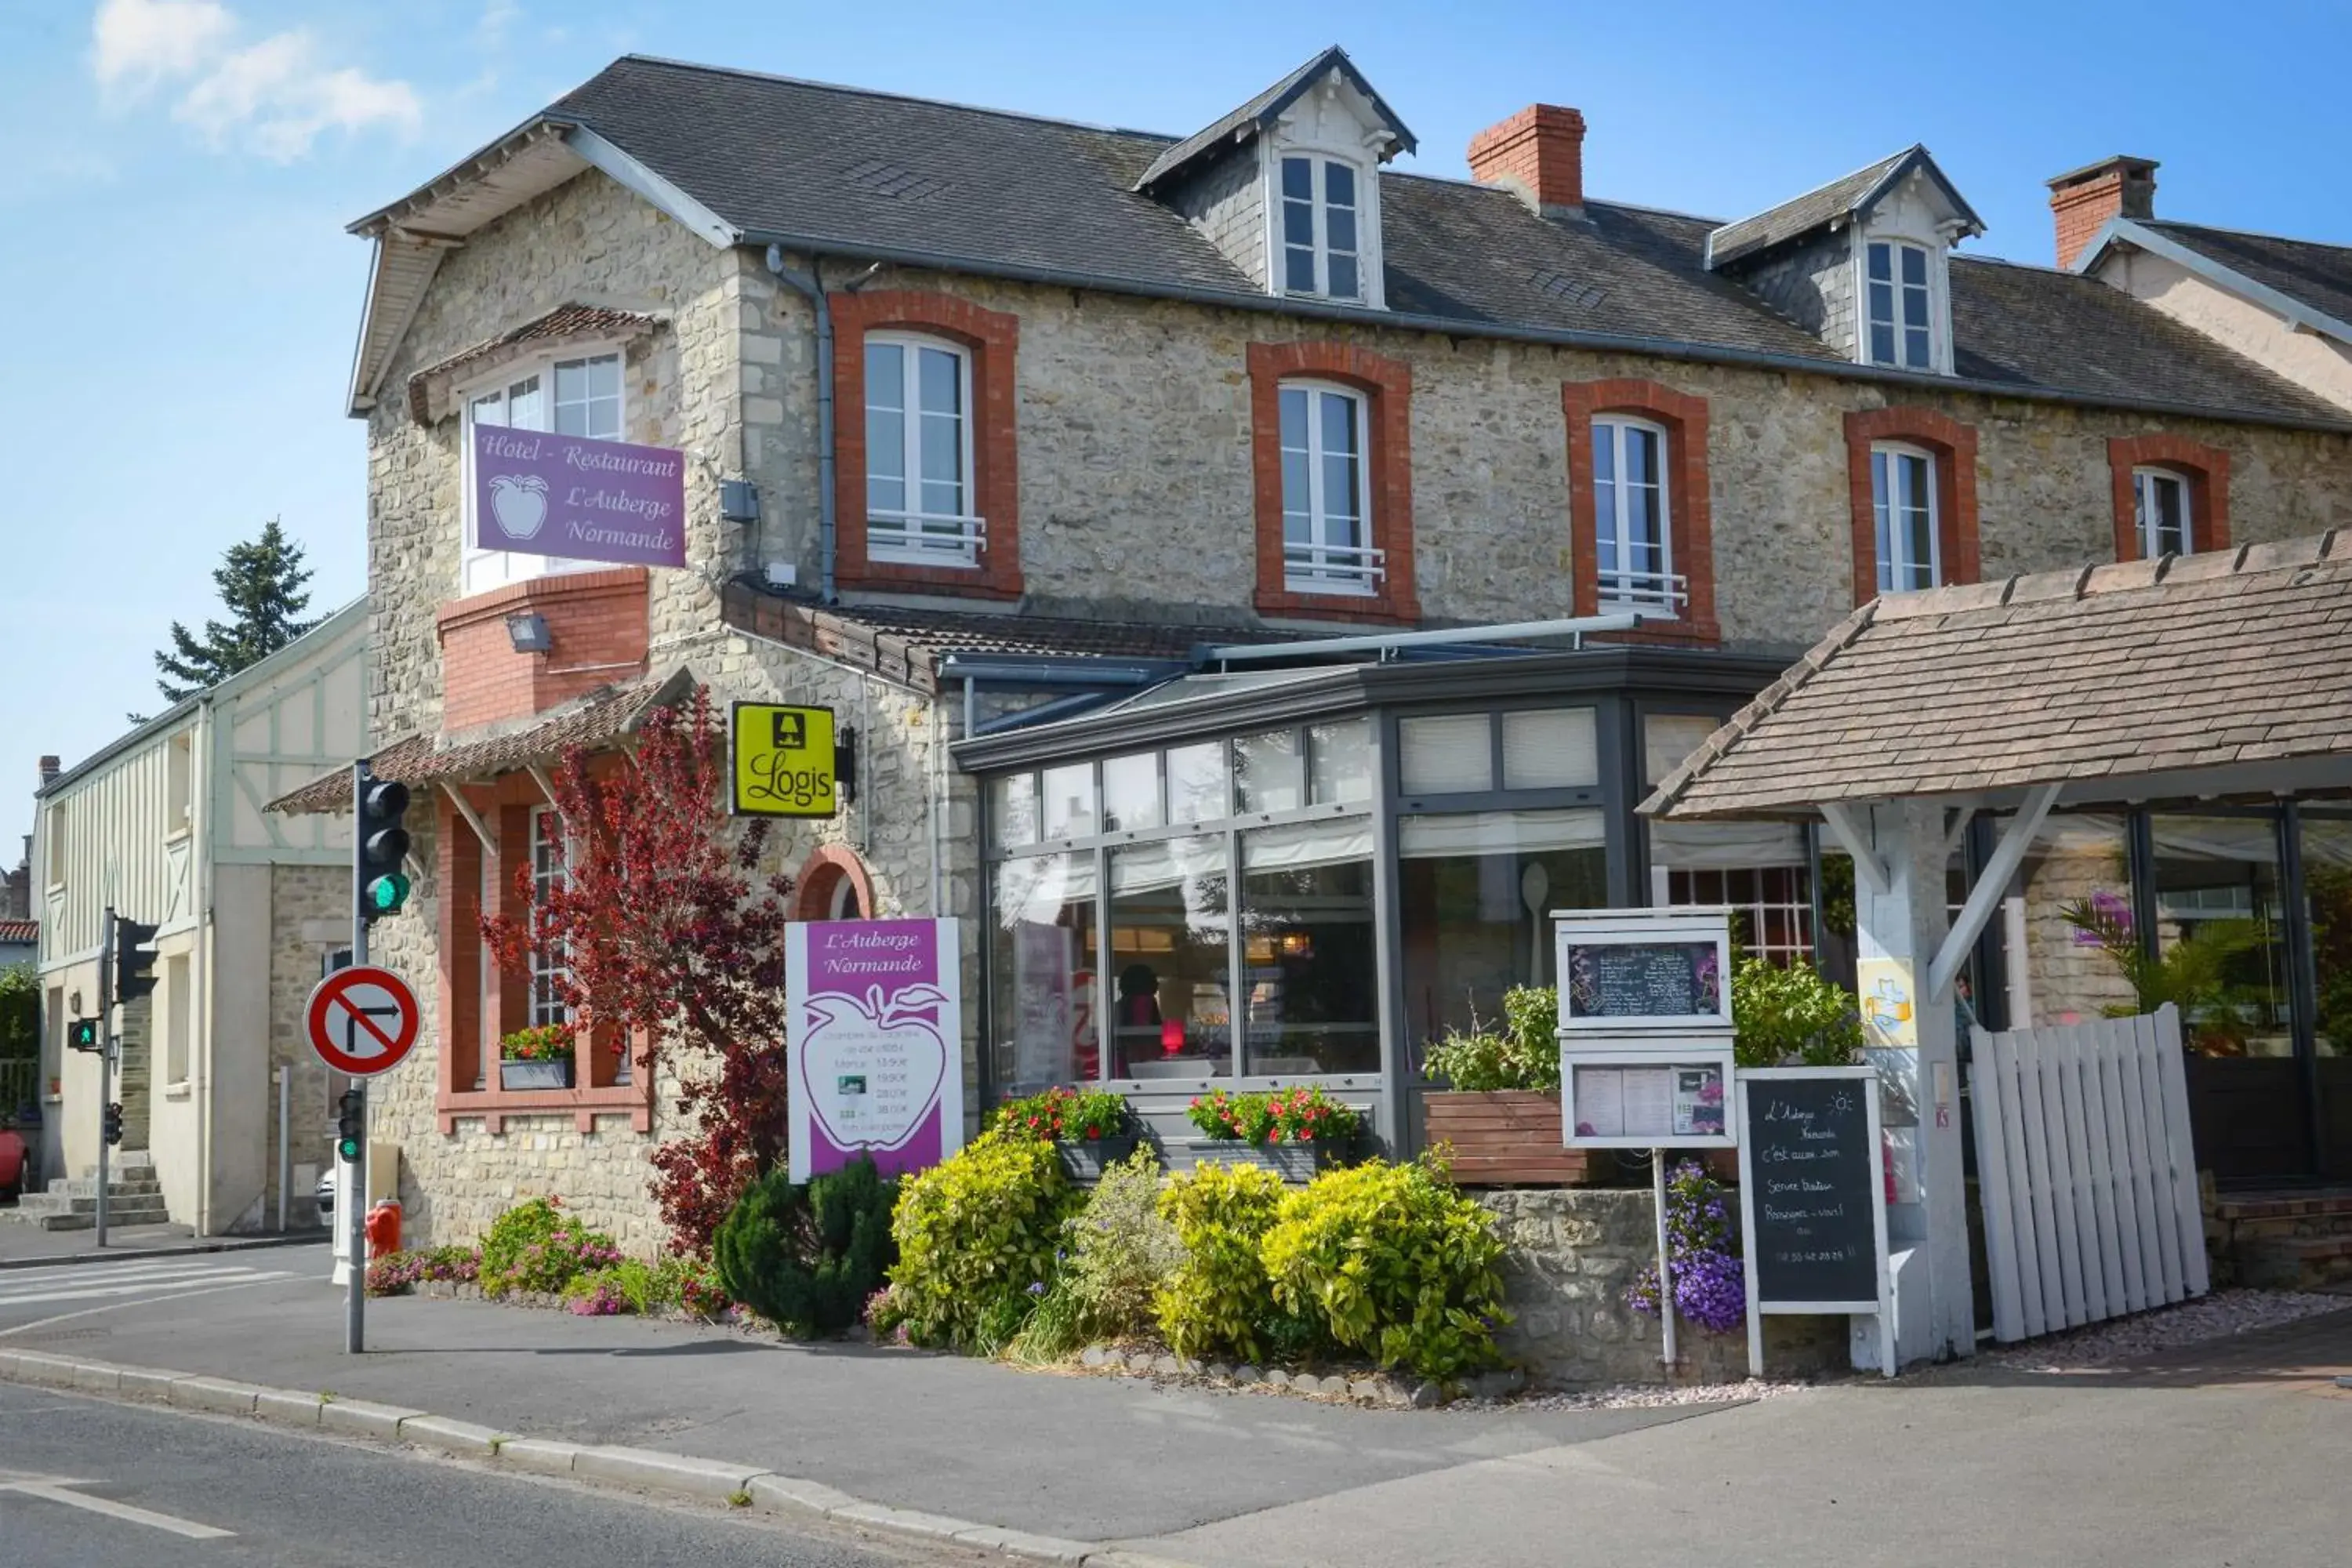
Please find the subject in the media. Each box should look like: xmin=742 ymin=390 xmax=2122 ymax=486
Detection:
xmin=499 ymin=1058 xmax=575 ymax=1092
xmin=1424 ymin=1091 xmax=1604 ymax=1187
xmin=1057 ymin=1135 xmax=1138 ymax=1181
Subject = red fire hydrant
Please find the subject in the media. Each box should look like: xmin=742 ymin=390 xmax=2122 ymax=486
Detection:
xmin=365 ymin=1199 xmax=402 ymax=1259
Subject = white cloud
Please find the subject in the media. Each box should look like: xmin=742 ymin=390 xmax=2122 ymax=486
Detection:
xmin=92 ymin=0 xmax=233 ymax=96
xmin=89 ymin=0 xmax=420 ymax=160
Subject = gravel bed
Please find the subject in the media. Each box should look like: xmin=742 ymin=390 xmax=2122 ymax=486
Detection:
xmin=1458 ymin=1376 xmax=1806 ymax=1412
xmin=1973 ymin=1287 xmax=2346 ymax=1373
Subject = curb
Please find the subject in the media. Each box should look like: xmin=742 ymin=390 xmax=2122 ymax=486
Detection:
xmin=0 ymin=1233 xmax=328 ymax=1272
xmin=0 ymin=1346 xmax=1150 ymax=1566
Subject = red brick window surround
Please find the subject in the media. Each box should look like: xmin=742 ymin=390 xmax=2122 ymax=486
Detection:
xmin=1247 ymin=341 xmax=1420 ymax=626
xmin=1842 ymin=407 xmax=1981 ymax=605
xmin=1562 ymin=379 xmax=1719 ymax=645
xmin=793 ymin=844 xmax=877 ymax=921
xmin=435 ymin=769 xmax=653 ymax=1134
xmin=831 ymin=290 xmax=1022 ymax=601
xmin=2107 ymin=434 xmax=2231 ymax=561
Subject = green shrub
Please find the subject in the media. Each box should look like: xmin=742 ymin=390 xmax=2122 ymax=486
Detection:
xmin=993 ymin=1086 xmax=1130 ymax=1142
xmin=477 ymin=1197 xmax=622 ymax=1298
xmin=1062 ymin=1148 xmax=1183 ymax=1343
xmin=714 ymin=1158 xmax=898 ymax=1338
xmin=1731 ymin=956 xmax=1866 ymax=1068
xmin=1154 ymin=1160 xmax=1286 ymax=1360
xmin=887 ymin=1133 xmax=1073 ymax=1350
xmin=1261 ymin=1158 xmax=1510 ymax=1381
xmin=1422 ymin=985 xmax=1560 ymax=1092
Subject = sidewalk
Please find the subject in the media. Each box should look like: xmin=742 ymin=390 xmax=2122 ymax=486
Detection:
xmin=8 ymin=1250 xmax=2346 ymax=1566
xmin=0 ymin=1216 xmax=323 ymax=1269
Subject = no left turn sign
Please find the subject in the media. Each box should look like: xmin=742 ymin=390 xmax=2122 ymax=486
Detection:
xmin=306 ymin=965 xmax=421 ymax=1077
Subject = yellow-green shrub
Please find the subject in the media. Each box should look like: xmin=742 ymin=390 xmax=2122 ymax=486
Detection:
xmin=1261 ymin=1158 xmax=1511 ymax=1381
xmin=1153 ymin=1160 xmax=1286 ymax=1360
xmin=887 ymin=1131 xmax=1073 ymax=1350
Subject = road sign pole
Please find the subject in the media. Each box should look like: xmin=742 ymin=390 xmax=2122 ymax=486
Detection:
xmin=348 ymin=762 xmax=367 ymax=1355
xmin=96 ymin=908 xmax=113 ymax=1249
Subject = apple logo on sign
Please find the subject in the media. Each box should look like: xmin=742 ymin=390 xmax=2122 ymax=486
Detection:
xmin=798 ymin=983 xmax=949 ymax=1154
xmin=488 ymin=473 xmax=550 ymax=540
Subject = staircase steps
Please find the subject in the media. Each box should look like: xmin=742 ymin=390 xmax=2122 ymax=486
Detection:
xmin=2213 ymin=1190 xmax=2352 ymax=1290
xmin=3 ymin=1153 xmax=171 ymax=1232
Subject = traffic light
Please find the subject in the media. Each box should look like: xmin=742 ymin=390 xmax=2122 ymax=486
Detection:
xmin=336 ymin=1088 xmax=365 ymax=1163
xmin=357 ymin=768 xmax=412 ymax=922
xmin=113 ymin=918 xmax=159 ymax=1004
xmin=67 ymin=1018 xmax=100 ymax=1052
xmin=101 ymin=1102 xmax=124 ymax=1147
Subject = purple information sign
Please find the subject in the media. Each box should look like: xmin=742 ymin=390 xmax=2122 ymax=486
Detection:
xmin=786 ymin=919 xmax=965 ymax=1184
xmin=472 ymin=424 xmax=688 ymax=568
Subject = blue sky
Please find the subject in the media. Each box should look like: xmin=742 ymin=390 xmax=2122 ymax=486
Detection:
xmin=4 ymin=0 xmax=2350 ymax=858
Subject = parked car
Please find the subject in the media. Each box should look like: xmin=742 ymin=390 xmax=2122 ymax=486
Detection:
xmin=315 ymin=1166 xmax=336 ymax=1227
xmin=0 ymin=1123 xmax=25 ymax=1203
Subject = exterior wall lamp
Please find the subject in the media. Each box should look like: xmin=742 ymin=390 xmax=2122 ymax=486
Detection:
xmin=505 ymin=612 xmax=552 ymax=654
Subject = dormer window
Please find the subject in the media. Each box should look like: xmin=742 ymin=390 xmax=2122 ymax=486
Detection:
xmin=1280 ymin=154 xmax=1363 ymax=301
xmin=1867 ymin=240 xmax=1935 ymax=370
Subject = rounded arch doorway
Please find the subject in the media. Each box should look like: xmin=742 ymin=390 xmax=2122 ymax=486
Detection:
xmin=793 ymin=844 xmax=877 ymax=923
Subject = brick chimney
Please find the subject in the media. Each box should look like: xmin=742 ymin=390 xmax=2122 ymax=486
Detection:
xmin=1468 ymin=105 xmax=1586 ymax=216
xmin=2047 ymin=156 xmax=2158 ymax=270
xmin=37 ymin=755 xmax=59 ymax=788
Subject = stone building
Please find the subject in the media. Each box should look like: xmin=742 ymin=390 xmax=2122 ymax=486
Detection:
xmin=277 ymin=46 xmax=2352 ymax=1247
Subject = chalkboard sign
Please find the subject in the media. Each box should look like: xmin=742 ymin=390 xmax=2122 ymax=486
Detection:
xmin=1738 ymin=1069 xmax=1884 ymax=1308
xmin=1555 ymin=912 xmax=1734 ymax=1034
xmin=1566 ymin=942 xmax=1719 ymax=1021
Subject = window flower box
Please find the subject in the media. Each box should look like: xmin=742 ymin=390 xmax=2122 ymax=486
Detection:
xmin=993 ymin=1086 xmax=1136 ymax=1179
xmin=499 ymin=1024 xmax=574 ymax=1092
xmin=1184 ymin=1138 xmax=1337 ymax=1182
xmin=499 ymin=1058 xmax=575 ymax=1092
xmin=1054 ymin=1134 xmax=1139 ymax=1181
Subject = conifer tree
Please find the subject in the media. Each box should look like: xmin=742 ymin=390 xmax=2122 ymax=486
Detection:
xmin=153 ymin=519 xmax=318 ymax=702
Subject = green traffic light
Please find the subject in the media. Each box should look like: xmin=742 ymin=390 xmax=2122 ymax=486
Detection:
xmin=337 ymin=1137 xmax=361 ymax=1162
xmin=365 ymin=872 xmax=411 ymax=916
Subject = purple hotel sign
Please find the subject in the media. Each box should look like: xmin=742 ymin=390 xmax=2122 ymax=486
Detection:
xmin=471 ymin=424 xmax=688 ymax=569
xmin=786 ymin=919 xmax=966 ymax=1184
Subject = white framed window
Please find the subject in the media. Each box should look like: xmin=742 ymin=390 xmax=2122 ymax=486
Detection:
xmin=460 ymin=349 xmax=624 ymax=595
xmin=1871 ymin=442 xmax=1940 ymax=592
xmin=1865 ymin=240 xmax=1936 ymax=371
xmin=1279 ymin=380 xmax=1381 ymax=596
xmin=1591 ymin=416 xmax=1681 ymax=612
xmin=528 ymin=806 xmax=571 ymax=1029
xmin=865 ymin=333 xmax=982 ymax=568
xmin=1278 ymin=154 xmax=1363 ymax=302
xmin=2133 ymin=467 xmax=2193 ymax=557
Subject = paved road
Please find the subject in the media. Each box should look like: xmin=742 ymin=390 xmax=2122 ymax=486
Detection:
xmin=0 ymin=1382 xmax=952 ymax=1567
xmin=0 ymin=1257 xmax=301 ymax=1334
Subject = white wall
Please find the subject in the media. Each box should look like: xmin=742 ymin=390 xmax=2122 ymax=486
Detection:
xmin=2100 ymin=248 xmax=2352 ymax=414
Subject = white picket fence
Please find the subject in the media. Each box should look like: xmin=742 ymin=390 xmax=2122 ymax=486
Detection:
xmin=1968 ymin=1004 xmax=2209 ymax=1344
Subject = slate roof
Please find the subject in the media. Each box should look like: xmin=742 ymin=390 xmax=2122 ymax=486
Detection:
xmin=2143 ymin=220 xmax=2352 ymax=334
xmin=1642 ymin=532 xmax=2352 ymax=821
xmin=719 ymin=579 xmax=1298 ymax=695
xmin=1133 ymin=45 xmax=1416 ymax=192
xmin=270 ymin=670 xmax=695 ymax=815
xmin=1705 ymin=147 xmax=1983 ymax=270
xmin=514 ymin=56 xmax=2347 ymax=430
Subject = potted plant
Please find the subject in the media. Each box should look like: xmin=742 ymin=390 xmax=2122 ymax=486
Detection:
xmin=993 ymin=1086 xmax=1135 ymax=1178
xmin=1185 ymin=1086 xmax=1359 ymax=1180
xmin=1421 ymin=985 xmax=1603 ymax=1187
xmin=499 ymin=1024 xmax=575 ymax=1091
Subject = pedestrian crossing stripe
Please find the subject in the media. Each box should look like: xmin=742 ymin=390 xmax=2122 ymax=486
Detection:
xmin=0 ymin=1265 xmax=290 ymax=1308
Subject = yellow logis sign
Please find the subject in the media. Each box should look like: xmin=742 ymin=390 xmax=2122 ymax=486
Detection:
xmin=731 ymin=702 xmax=838 ymax=818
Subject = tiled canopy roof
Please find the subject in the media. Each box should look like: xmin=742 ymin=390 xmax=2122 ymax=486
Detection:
xmin=1643 ymin=532 xmax=2352 ymax=820
xmin=495 ymin=56 xmax=2349 ymax=429
xmin=1133 ymin=45 xmax=1416 ymax=192
xmin=269 ymin=670 xmax=695 ymax=815
xmin=1706 ymin=146 xmax=1983 ymax=270
xmin=406 ymin=303 xmax=664 ymax=423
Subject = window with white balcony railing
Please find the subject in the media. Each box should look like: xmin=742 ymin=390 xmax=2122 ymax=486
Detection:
xmin=1279 ymin=380 xmax=1382 ymax=596
xmin=1592 ymin=416 xmax=1684 ymax=614
xmin=866 ymin=333 xmax=983 ymax=568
